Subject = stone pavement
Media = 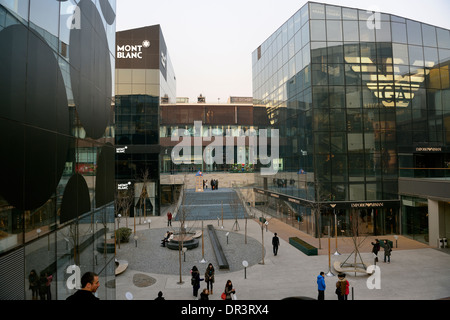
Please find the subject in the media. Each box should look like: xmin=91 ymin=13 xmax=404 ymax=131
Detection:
xmin=115 ymin=205 xmax=450 ymax=301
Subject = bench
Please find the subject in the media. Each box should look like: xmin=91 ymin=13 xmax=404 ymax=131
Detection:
xmin=207 ymin=225 xmax=229 ymax=270
xmin=115 ymin=260 xmax=128 ymax=276
xmin=289 ymin=237 xmax=318 ymax=256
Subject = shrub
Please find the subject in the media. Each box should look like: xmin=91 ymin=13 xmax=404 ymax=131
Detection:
xmin=115 ymin=227 xmax=132 ymax=243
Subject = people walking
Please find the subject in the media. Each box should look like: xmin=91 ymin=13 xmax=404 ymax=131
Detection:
xmin=272 ymin=233 xmax=280 ymax=256
xmin=384 ymin=240 xmax=392 ymax=263
xmin=204 ymin=263 xmax=215 ymax=294
xmin=336 ymin=273 xmax=349 ymax=301
xmin=191 ymin=266 xmax=203 ymax=298
xmin=317 ymin=271 xmax=326 ymax=300
xmin=224 ymin=280 xmax=236 ymax=300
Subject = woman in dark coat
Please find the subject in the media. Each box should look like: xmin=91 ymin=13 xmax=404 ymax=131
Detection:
xmin=224 ymin=279 xmax=236 ymax=300
xmin=204 ymin=263 xmax=215 ymax=294
xmin=191 ymin=266 xmax=203 ymax=298
xmin=28 ymin=270 xmax=39 ymax=300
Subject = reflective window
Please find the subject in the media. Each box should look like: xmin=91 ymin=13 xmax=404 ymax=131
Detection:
xmin=422 ymin=24 xmax=437 ymax=47
xmin=300 ymin=4 xmax=309 ymax=26
xmin=327 ymin=42 xmax=344 ymax=64
xmin=328 ymin=64 xmax=344 ymax=85
xmin=359 ymin=21 xmax=375 ymax=42
xmin=313 ymin=86 xmax=329 ymax=108
xmin=437 ymin=28 xmax=450 ymax=49
xmin=342 ymin=8 xmax=358 ymax=20
xmin=301 ymin=23 xmax=310 ymax=47
xmin=343 ymin=20 xmax=359 ymax=42
xmin=408 ymin=45 xmax=424 ymax=67
xmin=294 ymin=30 xmax=302 ymax=53
xmin=312 ymin=63 xmax=328 ymax=86
xmin=311 ymin=41 xmax=327 ymax=63
xmin=360 ymin=43 xmax=377 ymax=62
xmin=329 ymin=86 xmax=345 ymax=107
xmin=29 ymin=0 xmax=59 ymax=37
xmin=294 ymin=10 xmax=302 ymax=34
xmin=424 ymin=47 xmax=439 ymax=67
xmin=302 ymin=44 xmax=311 ymax=67
xmin=310 ymin=3 xmax=325 ymax=19
xmin=439 ymin=49 xmax=450 ymax=64
xmin=391 ymin=22 xmax=407 ymax=44
xmin=406 ymin=20 xmax=423 ymax=46
xmin=326 ymin=5 xmax=341 ymax=20
xmin=344 ymin=43 xmax=360 ymax=60
xmin=393 ymin=43 xmax=409 ymax=65
xmin=327 ymin=20 xmax=342 ymax=41
xmin=346 ymin=86 xmax=362 ymax=108
xmin=345 ymin=64 xmax=361 ymax=86
xmin=310 ymin=20 xmax=326 ymax=41
xmin=376 ymin=21 xmax=392 ymax=42
xmin=0 ymin=0 xmax=28 ymax=21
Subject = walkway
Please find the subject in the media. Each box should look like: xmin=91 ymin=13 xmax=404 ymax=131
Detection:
xmin=115 ymin=203 xmax=450 ymax=301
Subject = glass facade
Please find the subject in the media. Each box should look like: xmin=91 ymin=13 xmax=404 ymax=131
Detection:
xmin=159 ymin=103 xmax=270 ymax=174
xmin=0 ymin=0 xmax=116 ymax=299
xmin=252 ymin=2 xmax=450 ymax=238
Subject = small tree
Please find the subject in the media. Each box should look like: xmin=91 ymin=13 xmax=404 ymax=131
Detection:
xmin=173 ymin=184 xmax=198 ymax=284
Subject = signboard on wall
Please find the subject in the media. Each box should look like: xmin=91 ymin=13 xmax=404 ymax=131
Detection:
xmin=116 ymin=25 xmax=166 ymax=78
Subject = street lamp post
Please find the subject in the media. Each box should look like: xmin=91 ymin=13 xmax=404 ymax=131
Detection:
xmin=242 ymin=260 xmax=248 ymax=279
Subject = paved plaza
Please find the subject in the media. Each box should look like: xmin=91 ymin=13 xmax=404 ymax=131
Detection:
xmin=115 ymin=198 xmax=450 ymax=301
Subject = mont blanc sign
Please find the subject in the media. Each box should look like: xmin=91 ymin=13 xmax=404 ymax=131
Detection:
xmin=117 ymin=41 xmax=150 ymax=59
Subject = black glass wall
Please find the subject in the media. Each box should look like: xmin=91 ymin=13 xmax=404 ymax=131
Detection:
xmin=0 ymin=0 xmax=116 ymax=300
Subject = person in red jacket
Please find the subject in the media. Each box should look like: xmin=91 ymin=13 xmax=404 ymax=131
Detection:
xmin=167 ymin=211 xmax=172 ymax=226
xmin=336 ymin=273 xmax=349 ymax=300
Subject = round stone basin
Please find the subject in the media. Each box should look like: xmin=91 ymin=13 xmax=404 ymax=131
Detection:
xmin=166 ymin=235 xmax=199 ymax=250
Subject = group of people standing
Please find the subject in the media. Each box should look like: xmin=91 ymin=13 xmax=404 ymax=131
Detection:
xmin=190 ymin=263 xmax=236 ymax=300
xmin=28 ymin=270 xmax=52 ymax=300
xmin=371 ymin=239 xmax=392 ymax=263
xmin=202 ymin=179 xmax=219 ymax=190
xmin=317 ymin=272 xmax=350 ymax=301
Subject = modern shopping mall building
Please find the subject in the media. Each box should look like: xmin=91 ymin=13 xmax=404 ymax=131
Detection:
xmin=252 ymin=2 xmax=450 ymax=246
xmin=0 ymin=0 xmax=116 ymax=299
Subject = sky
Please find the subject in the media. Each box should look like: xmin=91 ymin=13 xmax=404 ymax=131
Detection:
xmin=116 ymin=0 xmax=450 ymax=104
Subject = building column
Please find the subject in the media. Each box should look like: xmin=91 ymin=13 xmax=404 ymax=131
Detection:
xmin=428 ymin=199 xmax=441 ymax=248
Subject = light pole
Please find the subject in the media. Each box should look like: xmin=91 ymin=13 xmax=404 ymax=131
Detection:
xmin=332 ymin=206 xmax=341 ymax=256
xmin=242 ymin=260 xmax=248 ymax=279
xmin=326 ymin=225 xmax=335 ymax=277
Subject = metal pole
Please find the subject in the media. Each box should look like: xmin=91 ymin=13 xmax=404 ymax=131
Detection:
xmin=326 ymin=225 xmax=334 ymax=277
xmin=334 ymin=209 xmax=341 ymax=256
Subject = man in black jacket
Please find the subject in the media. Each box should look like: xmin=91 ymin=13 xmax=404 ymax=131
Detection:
xmin=272 ymin=233 xmax=280 ymax=256
xmin=66 ymin=272 xmax=100 ymax=301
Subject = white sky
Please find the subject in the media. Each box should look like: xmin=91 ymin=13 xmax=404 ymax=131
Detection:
xmin=116 ymin=0 xmax=450 ymax=104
